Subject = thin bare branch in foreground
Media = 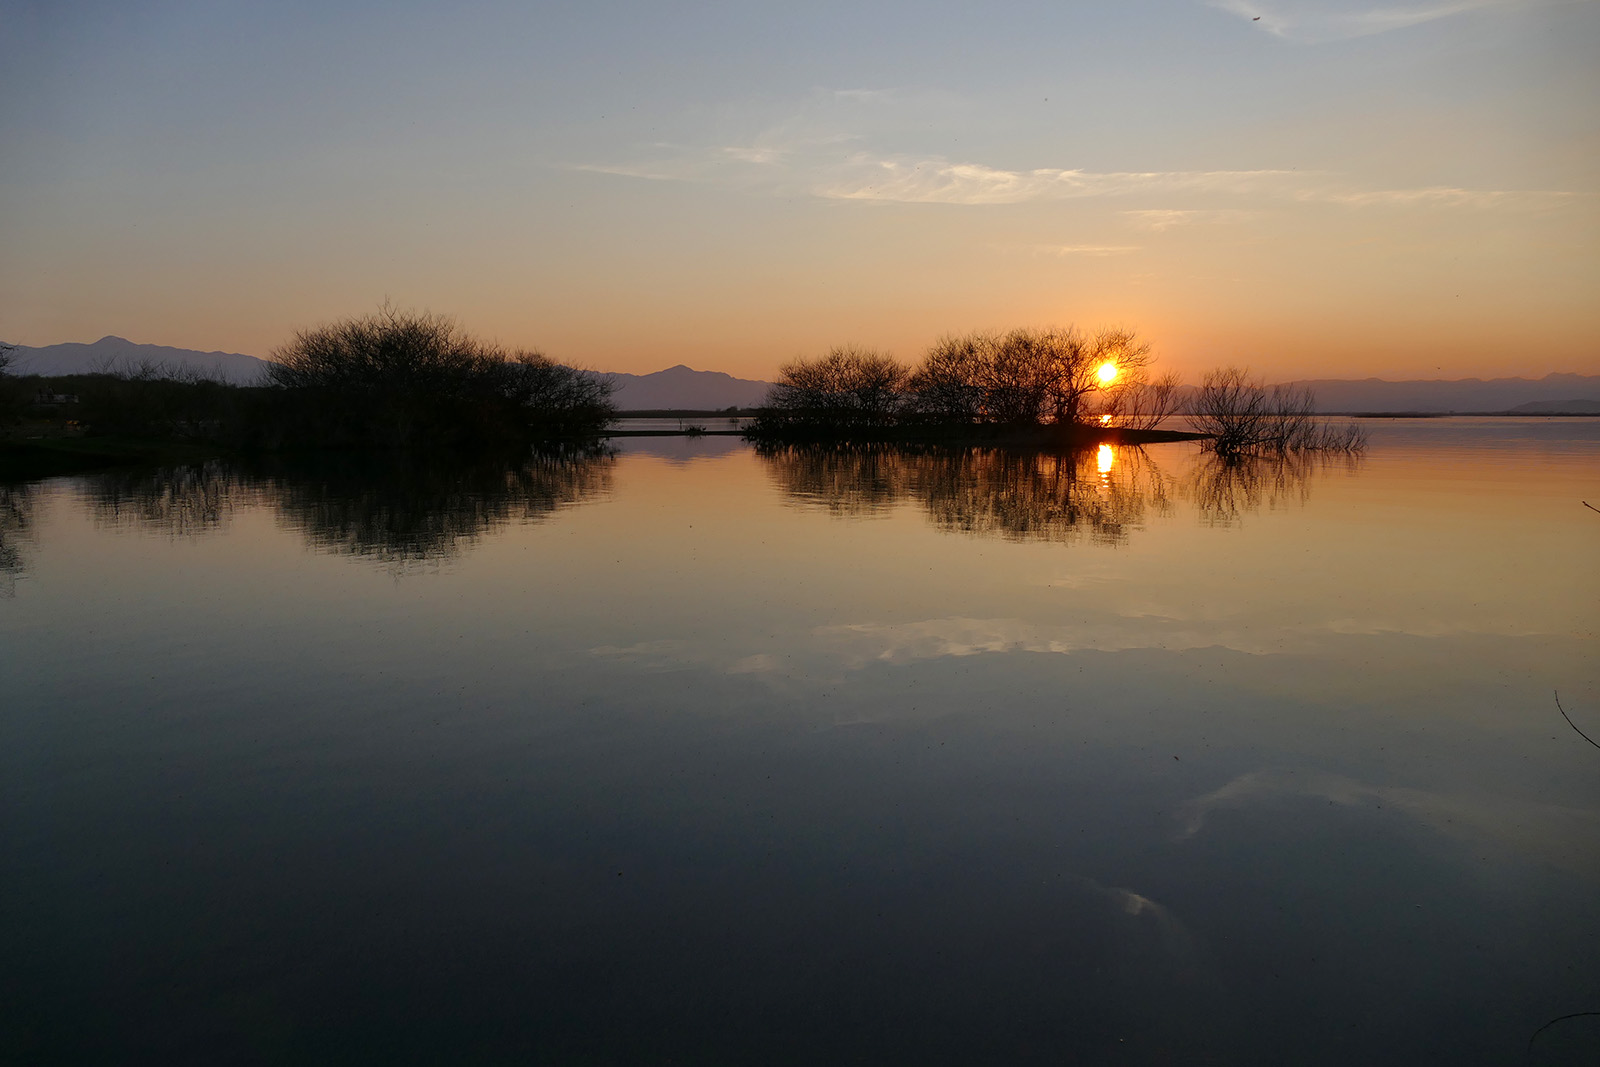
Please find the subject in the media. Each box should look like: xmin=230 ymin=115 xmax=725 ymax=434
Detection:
xmin=1554 ymin=691 xmax=1600 ymax=752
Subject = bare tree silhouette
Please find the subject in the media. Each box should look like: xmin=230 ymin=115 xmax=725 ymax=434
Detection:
xmin=0 ymin=343 xmax=22 ymax=429
xmin=266 ymin=304 xmax=613 ymax=447
xmin=756 ymin=327 xmax=1173 ymax=440
xmin=1191 ymin=368 xmax=1366 ymax=455
xmin=754 ymin=346 xmax=911 ymax=434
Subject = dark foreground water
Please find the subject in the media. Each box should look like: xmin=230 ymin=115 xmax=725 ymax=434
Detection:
xmin=2 ymin=420 xmax=1597 ymax=1065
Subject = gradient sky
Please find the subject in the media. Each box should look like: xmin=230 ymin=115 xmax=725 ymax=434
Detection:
xmin=2 ymin=0 xmax=1596 ymax=380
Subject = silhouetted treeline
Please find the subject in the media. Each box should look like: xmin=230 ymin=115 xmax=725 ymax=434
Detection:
xmin=0 ymin=343 xmax=17 ymax=422
xmin=83 ymin=445 xmax=615 ymax=566
xmin=2 ymin=308 xmax=614 ymax=454
xmin=749 ymin=328 xmax=1182 ymax=442
xmin=0 ymin=344 xmax=25 ymax=430
xmin=263 ymin=306 xmax=613 ymax=447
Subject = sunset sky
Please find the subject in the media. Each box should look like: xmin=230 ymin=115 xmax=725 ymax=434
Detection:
xmin=3 ymin=0 xmax=1596 ymax=381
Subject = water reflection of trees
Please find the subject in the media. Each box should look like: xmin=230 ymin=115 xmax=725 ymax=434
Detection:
xmin=1 ymin=484 xmax=34 ymax=597
xmin=761 ymin=444 xmax=1175 ymax=546
xmin=91 ymin=462 xmax=256 ymax=536
xmin=82 ymin=447 xmax=614 ymax=564
xmin=265 ymin=448 xmax=613 ymax=563
xmin=1184 ymin=452 xmax=1359 ymax=527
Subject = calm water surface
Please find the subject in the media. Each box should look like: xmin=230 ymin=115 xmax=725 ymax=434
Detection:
xmin=2 ymin=419 xmax=1597 ymax=1064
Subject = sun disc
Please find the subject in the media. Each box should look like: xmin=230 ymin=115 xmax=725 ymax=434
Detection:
xmin=1097 ymin=362 xmax=1118 ymax=384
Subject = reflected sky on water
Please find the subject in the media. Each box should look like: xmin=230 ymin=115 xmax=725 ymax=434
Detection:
xmin=2 ymin=420 xmax=1597 ymax=1064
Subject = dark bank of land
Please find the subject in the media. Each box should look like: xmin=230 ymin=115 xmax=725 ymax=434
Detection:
xmin=738 ymin=337 xmax=1365 ymax=457
xmin=0 ymin=309 xmax=615 ymax=482
xmin=0 ymin=434 xmax=228 ymax=482
xmin=740 ymin=420 xmax=1206 ymax=447
xmin=2 ymin=314 xmax=1396 ymax=483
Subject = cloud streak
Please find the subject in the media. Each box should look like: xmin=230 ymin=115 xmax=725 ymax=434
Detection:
xmin=579 ymin=148 xmax=1565 ymax=215
xmin=813 ymin=158 xmax=1300 ymax=205
xmin=998 ymin=243 xmax=1143 ymax=258
xmin=1123 ymin=208 xmax=1261 ymax=231
xmin=574 ymin=82 xmax=1573 ymax=217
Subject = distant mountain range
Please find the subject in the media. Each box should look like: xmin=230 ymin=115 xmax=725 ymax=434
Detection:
xmin=5 ymin=337 xmax=1597 ymax=413
xmin=4 ymin=335 xmax=272 ymax=385
xmin=1272 ymin=373 xmax=1600 ymax=414
xmin=0 ymin=337 xmax=771 ymax=408
xmin=605 ymin=365 xmax=771 ymax=410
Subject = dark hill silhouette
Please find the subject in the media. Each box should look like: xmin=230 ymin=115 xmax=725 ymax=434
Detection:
xmin=1508 ymin=398 xmax=1600 ymax=414
xmin=2 ymin=340 xmax=771 ymax=408
xmin=6 ymin=337 xmax=1594 ymax=413
xmin=4 ymin=335 xmax=272 ymax=385
xmin=1274 ymin=373 xmax=1600 ymax=413
xmin=606 ymin=364 xmax=772 ymax=410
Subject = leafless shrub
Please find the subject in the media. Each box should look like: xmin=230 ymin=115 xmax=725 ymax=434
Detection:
xmin=907 ymin=333 xmax=992 ymax=422
xmin=756 ymin=346 xmax=910 ymax=431
xmin=1191 ymin=367 xmax=1367 ymax=455
xmin=0 ymin=343 xmax=20 ymax=427
xmin=909 ymin=326 xmax=1163 ymax=427
xmin=1100 ymin=370 xmax=1183 ymax=430
xmin=266 ymin=304 xmax=613 ymax=446
xmin=756 ymin=325 xmax=1171 ymax=436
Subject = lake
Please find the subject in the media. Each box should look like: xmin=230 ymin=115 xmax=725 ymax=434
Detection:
xmin=2 ymin=419 xmax=1597 ymax=1064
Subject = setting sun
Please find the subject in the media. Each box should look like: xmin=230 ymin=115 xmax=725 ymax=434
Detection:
xmin=1097 ymin=362 xmax=1118 ymax=385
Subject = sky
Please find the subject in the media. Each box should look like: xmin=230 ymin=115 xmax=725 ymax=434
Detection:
xmin=1 ymin=0 xmax=1596 ymax=381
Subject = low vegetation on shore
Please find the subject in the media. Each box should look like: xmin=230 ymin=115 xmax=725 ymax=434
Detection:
xmin=2 ymin=316 xmax=1371 ymax=481
xmin=0 ymin=309 xmax=614 ymax=475
xmin=745 ymin=329 xmax=1365 ymax=456
xmin=746 ymin=328 xmax=1184 ymax=444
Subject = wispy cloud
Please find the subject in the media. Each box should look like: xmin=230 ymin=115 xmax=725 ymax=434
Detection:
xmin=579 ymin=149 xmax=1562 ymax=215
xmin=1310 ymin=185 xmax=1574 ymax=208
xmin=997 ymin=243 xmax=1143 ymax=257
xmin=1124 ymin=208 xmax=1260 ymax=231
xmin=574 ymin=162 xmax=697 ymax=182
xmin=721 ymin=145 xmax=788 ymax=165
xmin=1210 ymin=0 xmax=1527 ymax=42
xmin=575 ymin=87 xmax=1573 ymax=214
xmin=814 ymin=158 xmax=1298 ymax=205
